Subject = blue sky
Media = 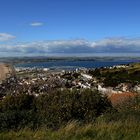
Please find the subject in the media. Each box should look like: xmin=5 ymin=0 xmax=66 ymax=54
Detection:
xmin=1 ymin=0 xmax=140 ymax=56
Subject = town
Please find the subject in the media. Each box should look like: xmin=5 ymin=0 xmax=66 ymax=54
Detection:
xmin=1 ymin=62 xmax=140 ymax=106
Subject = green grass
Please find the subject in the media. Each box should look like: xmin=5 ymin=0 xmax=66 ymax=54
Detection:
xmin=0 ymin=121 xmax=140 ymax=140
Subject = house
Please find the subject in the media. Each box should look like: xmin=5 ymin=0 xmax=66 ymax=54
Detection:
xmin=117 ymin=83 xmax=132 ymax=92
xmin=134 ymin=85 xmax=140 ymax=93
xmin=81 ymin=73 xmax=92 ymax=80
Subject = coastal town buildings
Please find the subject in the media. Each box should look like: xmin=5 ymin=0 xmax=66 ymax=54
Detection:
xmin=0 ymin=64 xmax=138 ymax=100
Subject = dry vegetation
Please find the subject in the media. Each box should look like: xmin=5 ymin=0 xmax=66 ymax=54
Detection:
xmin=0 ymin=63 xmax=13 ymax=81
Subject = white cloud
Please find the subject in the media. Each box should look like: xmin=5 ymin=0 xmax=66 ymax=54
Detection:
xmin=93 ymin=38 xmax=140 ymax=52
xmin=0 ymin=33 xmax=16 ymax=42
xmin=30 ymin=22 xmax=43 ymax=27
xmin=1 ymin=37 xmax=140 ymax=55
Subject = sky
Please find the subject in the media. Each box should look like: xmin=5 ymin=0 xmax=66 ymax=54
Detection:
xmin=1 ymin=0 xmax=140 ymax=56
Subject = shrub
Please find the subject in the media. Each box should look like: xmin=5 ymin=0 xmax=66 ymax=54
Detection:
xmin=35 ymin=89 xmax=112 ymax=128
xmin=0 ymin=94 xmax=38 ymax=130
xmin=0 ymin=94 xmax=35 ymax=111
xmin=0 ymin=89 xmax=112 ymax=130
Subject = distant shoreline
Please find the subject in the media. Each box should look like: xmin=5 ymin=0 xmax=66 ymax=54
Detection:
xmin=1 ymin=56 xmax=140 ymax=64
xmin=14 ymin=59 xmax=140 ymax=70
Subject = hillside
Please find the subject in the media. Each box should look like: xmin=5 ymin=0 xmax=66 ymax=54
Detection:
xmin=0 ymin=62 xmax=140 ymax=139
xmin=88 ymin=62 xmax=140 ymax=87
xmin=0 ymin=63 xmax=14 ymax=81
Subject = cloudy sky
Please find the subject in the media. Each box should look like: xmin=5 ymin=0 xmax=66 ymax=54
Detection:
xmin=1 ymin=0 xmax=140 ymax=56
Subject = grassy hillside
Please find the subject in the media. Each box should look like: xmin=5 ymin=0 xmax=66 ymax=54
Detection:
xmin=89 ymin=62 xmax=140 ymax=86
xmin=0 ymin=89 xmax=140 ymax=139
xmin=0 ymin=121 xmax=140 ymax=140
xmin=1 ymin=63 xmax=140 ymax=139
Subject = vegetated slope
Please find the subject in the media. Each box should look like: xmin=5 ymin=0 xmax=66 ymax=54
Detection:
xmin=0 ymin=89 xmax=140 ymax=139
xmin=1 ymin=63 xmax=140 ymax=139
xmin=89 ymin=62 xmax=140 ymax=87
xmin=0 ymin=121 xmax=140 ymax=140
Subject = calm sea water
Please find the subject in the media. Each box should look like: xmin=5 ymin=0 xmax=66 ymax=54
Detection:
xmin=15 ymin=59 xmax=140 ymax=69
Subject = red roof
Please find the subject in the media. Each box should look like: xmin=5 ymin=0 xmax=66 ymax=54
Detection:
xmin=109 ymin=92 xmax=136 ymax=106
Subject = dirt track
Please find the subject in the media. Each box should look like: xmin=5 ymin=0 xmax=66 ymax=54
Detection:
xmin=0 ymin=63 xmax=12 ymax=81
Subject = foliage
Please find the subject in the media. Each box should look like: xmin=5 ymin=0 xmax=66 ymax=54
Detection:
xmin=35 ymin=89 xmax=112 ymax=128
xmin=0 ymin=90 xmax=140 ymax=139
xmin=0 ymin=94 xmax=39 ymax=130
xmin=0 ymin=89 xmax=112 ymax=130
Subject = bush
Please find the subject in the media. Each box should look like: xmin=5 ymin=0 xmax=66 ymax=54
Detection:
xmin=0 ymin=94 xmax=35 ymax=111
xmin=0 ymin=94 xmax=38 ymax=130
xmin=35 ymin=89 xmax=112 ymax=128
xmin=0 ymin=89 xmax=112 ymax=130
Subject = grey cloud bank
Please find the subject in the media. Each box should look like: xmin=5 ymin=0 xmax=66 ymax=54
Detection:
xmin=1 ymin=38 xmax=140 ymax=56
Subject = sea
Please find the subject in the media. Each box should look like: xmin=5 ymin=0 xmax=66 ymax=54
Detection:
xmin=15 ymin=58 xmax=140 ymax=70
